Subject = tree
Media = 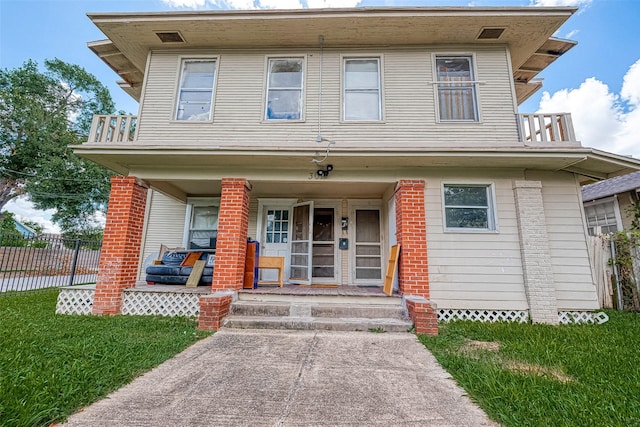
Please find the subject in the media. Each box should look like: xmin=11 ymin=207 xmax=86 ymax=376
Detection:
xmin=0 ymin=59 xmax=116 ymax=231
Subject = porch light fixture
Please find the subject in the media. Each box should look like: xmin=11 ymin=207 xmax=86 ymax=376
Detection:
xmin=316 ymin=164 xmax=333 ymax=177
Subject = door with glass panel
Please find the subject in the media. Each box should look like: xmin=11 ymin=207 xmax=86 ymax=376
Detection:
xmin=261 ymin=206 xmax=291 ymax=282
xmin=351 ymin=208 xmax=383 ymax=285
xmin=311 ymin=207 xmax=337 ymax=283
xmin=289 ymin=202 xmax=313 ymax=285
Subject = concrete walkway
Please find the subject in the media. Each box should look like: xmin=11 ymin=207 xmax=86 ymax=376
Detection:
xmin=63 ymin=329 xmax=497 ymax=426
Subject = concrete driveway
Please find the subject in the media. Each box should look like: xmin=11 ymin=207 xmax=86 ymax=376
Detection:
xmin=63 ymin=329 xmax=497 ymax=426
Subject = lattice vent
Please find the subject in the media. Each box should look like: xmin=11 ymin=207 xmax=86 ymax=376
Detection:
xmin=438 ymin=309 xmax=529 ymax=323
xmin=558 ymin=311 xmax=609 ymax=325
xmin=56 ymin=288 xmax=94 ymax=315
xmin=122 ymin=292 xmax=200 ymax=317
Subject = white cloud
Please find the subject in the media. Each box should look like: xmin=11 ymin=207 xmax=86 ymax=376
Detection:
xmin=531 ymin=0 xmax=592 ymax=6
xmin=4 ymin=197 xmax=61 ymax=234
xmin=161 ymin=0 xmax=360 ymax=9
xmin=537 ymin=58 xmax=640 ymax=158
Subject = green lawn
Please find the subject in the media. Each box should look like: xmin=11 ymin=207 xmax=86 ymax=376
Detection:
xmin=0 ymin=290 xmax=211 ymax=427
xmin=419 ymin=311 xmax=640 ymax=426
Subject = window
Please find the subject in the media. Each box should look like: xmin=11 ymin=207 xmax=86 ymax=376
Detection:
xmin=265 ymin=58 xmax=304 ymax=120
xmin=265 ymin=209 xmax=289 ymax=243
xmin=188 ymin=205 xmax=218 ymax=249
xmin=435 ymin=55 xmax=478 ymax=121
xmin=584 ymin=199 xmax=620 ymax=235
xmin=443 ymin=184 xmax=495 ymax=231
xmin=343 ymin=58 xmax=382 ymax=121
xmin=175 ymin=59 xmax=217 ymax=121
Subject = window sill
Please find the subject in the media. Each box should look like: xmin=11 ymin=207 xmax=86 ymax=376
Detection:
xmin=443 ymin=228 xmax=499 ymax=234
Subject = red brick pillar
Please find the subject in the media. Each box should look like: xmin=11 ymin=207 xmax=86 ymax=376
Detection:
xmin=395 ymin=179 xmax=437 ymax=335
xmin=395 ymin=179 xmax=429 ymax=297
xmin=93 ymin=176 xmax=148 ymax=315
xmin=212 ymin=178 xmax=252 ymax=291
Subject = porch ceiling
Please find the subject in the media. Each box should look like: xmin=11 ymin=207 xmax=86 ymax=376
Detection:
xmin=75 ymin=146 xmax=640 ymax=200
xmin=87 ymin=7 xmax=576 ymax=105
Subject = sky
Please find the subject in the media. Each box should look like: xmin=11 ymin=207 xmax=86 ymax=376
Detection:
xmin=1 ymin=0 xmax=639 ymax=232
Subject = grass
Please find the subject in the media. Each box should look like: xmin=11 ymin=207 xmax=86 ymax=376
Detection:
xmin=419 ymin=311 xmax=640 ymax=426
xmin=0 ymin=290 xmax=211 ymax=427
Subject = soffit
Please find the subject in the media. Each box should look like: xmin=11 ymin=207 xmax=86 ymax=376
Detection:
xmin=87 ymin=7 xmax=576 ymax=104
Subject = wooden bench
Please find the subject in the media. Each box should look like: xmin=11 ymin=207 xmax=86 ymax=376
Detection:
xmin=257 ymin=256 xmax=285 ymax=288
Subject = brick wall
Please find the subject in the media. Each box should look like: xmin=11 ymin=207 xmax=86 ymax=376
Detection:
xmin=198 ymin=292 xmax=234 ymax=331
xmin=93 ymin=176 xmax=148 ymax=315
xmin=513 ymin=180 xmax=558 ymax=324
xmin=394 ymin=179 xmax=430 ymax=297
xmin=405 ymin=296 xmax=438 ymax=336
xmin=211 ymin=178 xmax=252 ymax=291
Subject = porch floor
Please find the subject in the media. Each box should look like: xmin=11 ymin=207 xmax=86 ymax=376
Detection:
xmin=132 ymin=283 xmax=396 ymax=298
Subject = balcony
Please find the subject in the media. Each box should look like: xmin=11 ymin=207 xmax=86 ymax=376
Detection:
xmin=86 ymin=113 xmax=578 ymax=147
xmin=517 ymin=113 xmax=578 ymax=145
xmin=88 ymin=115 xmax=137 ymax=143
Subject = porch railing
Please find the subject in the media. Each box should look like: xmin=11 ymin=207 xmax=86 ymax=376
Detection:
xmin=88 ymin=115 xmax=137 ymax=143
xmin=517 ymin=113 xmax=577 ymax=144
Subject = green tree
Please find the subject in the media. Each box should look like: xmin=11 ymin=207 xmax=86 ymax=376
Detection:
xmin=0 ymin=59 xmax=116 ymax=231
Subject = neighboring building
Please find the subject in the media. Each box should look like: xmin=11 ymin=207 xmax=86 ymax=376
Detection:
xmin=14 ymin=220 xmax=37 ymax=238
xmin=582 ymin=170 xmax=640 ymax=235
xmin=68 ymin=7 xmax=640 ymax=332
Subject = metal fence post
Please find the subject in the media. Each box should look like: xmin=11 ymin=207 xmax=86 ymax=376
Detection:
xmin=68 ymin=239 xmax=82 ymax=286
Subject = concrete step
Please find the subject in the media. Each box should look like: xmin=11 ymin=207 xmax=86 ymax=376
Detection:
xmin=237 ymin=292 xmax=402 ymax=306
xmin=221 ymin=315 xmax=412 ymax=332
xmin=230 ymin=301 xmax=406 ymax=320
xmin=224 ymin=299 xmax=411 ymax=332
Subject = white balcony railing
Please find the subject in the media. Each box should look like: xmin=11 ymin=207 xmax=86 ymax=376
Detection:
xmin=88 ymin=115 xmax=137 ymax=143
xmin=517 ymin=113 xmax=577 ymax=144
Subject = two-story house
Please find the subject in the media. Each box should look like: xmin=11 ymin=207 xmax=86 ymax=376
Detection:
xmin=60 ymin=7 xmax=640 ymax=334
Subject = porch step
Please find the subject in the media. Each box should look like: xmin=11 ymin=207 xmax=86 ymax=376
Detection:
xmin=223 ymin=300 xmax=412 ymax=332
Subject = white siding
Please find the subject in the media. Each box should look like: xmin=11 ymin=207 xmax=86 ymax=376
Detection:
xmin=138 ymin=190 xmax=187 ymax=280
xmin=136 ymin=46 xmax=519 ymax=149
xmin=527 ymin=171 xmax=599 ymax=310
xmin=425 ymin=170 xmax=528 ymax=310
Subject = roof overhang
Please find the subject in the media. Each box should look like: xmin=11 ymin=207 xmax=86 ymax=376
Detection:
xmin=87 ymin=6 xmax=577 ymax=104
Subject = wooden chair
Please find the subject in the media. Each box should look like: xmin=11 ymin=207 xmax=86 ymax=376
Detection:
xmin=257 ymin=256 xmax=285 ymax=288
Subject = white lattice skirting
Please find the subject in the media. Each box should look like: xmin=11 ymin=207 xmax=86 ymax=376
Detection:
xmin=56 ymin=287 xmax=95 ymax=315
xmin=438 ymin=309 xmax=609 ymax=324
xmin=438 ymin=309 xmax=530 ymax=323
xmin=121 ymin=291 xmax=200 ymax=317
xmin=558 ymin=311 xmax=609 ymax=324
xmin=56 ymin=287 xmax=201 ymax=317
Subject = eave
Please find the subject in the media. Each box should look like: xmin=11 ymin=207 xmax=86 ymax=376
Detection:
xmin=86 ymin=6 xmax=577 ymax=104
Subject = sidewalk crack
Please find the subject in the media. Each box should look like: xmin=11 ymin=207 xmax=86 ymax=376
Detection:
xmin=276 ymin=331 xmax=318 ymax=426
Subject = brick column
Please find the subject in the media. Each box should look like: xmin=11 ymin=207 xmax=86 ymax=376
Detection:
xmin=395 ymin=180 xmax=429 ymax=297
xmin=211 ymin=178 xmax=252 ymax=291
xmin=395 ymin=180 xmax=437 ymax=335
xmin=93 ymin=176 xmax=148 ymax=315
xmin=513 ymin=180 xmax=558 ymax=324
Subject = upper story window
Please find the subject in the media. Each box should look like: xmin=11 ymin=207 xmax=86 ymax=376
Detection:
xmin=175 ymin=58 xmax=217 ymax=121
xmin=343 ymin=57 xmax=382 ymax=121
xmin=443 ymin=183 xmax=496 ymax=231
xmin=265 ymin=58 xmax=304 ymax=120
xmin=584 ymin=198 xmax=621 ymax=235
xmin=435 ymin=55 xmax=478 ymax=122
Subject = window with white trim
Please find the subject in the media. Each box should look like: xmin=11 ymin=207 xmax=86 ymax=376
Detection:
xmin=175 ymin=59 xmax=217 ymax=121
xmin=435 ymin=55 xmax=478 ymax=122
xmin=188 ymin=205 xmax=219 ymax=249
xmin=443 ymin=184 xmax=495 ymax=231
xmin=265 ymin=58 xmax=304 ymax=120
xmin=584 ymin=199 xmax=620 ymax=235
xmin=343 ymin=58 xmax=382 ymax=121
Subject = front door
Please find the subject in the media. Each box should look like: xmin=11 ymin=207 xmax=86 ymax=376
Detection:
xmin=289 ymin=202 xmax=314 ymax=284
xmin=350 ymin=206 xmax=383 ymax=285
xmin=260 ymin=206 xmax=291 ymax=283
xmin=311 ymin=207 xmax=337 ymax=283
